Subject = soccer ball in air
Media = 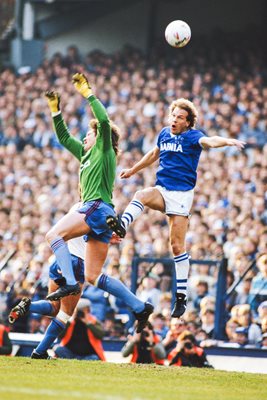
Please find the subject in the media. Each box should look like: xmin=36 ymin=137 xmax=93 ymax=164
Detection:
xmin=165 ymin=20 xmax=191 ymax=48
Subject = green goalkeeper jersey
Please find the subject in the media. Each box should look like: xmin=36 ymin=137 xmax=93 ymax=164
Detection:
xmin=52 ymin=95 xmax=116 ymax=205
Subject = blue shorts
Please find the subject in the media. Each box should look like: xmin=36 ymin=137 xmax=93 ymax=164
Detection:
xmin=77 ymin=200 xmax=115 ymax=244
xmin=49 ymin=255 xmax=85 ymax=284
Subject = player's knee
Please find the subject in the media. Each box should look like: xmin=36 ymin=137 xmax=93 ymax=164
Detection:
xmin=57 ymin=310 xmax=72 ymax=324
xmin=45 ymin=228 xmax=56 ymax=244
xmin=134 ymin=189 xmax=150 ymax=205
xmin=171 ymin=242 xmax=185 ymax=256
xmin=85 ymin=273 xmax=98 ymax=285
xmin=51 ymin=302 xmax=60 ymax=316
xmin=46 ymin=227 xmax=64 ymax=243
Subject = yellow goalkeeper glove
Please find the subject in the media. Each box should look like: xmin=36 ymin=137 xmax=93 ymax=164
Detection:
xmin=45 ymin=91 xmax=61 ymax=113
xmin=72 ymin=73 xmax=92 ymax=98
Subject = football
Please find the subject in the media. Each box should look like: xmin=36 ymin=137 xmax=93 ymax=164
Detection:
xmin=165 ymin=20 xmax=191 ymax=48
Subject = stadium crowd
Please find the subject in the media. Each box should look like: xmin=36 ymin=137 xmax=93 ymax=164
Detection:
xmin=0 ymin=38 xmax=267 ymax=360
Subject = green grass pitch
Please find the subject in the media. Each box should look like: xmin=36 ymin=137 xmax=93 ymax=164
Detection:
xmin=0 ymin=358 xmax=266 ymax=400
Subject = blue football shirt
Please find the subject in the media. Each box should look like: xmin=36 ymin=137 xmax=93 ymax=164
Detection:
xmin=156 ymin=126 xmax=205 ymax=191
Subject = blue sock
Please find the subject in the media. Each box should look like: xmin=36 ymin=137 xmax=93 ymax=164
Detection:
xmin=97 ymin=274 xmax=144 ymax=313
xmin=50 ymin=236 xmax=76 ymax=285
xmin=30 ymin=301 xmax=54 ymax=316
xmin=35 ymin=318 xmax=65 ymax=355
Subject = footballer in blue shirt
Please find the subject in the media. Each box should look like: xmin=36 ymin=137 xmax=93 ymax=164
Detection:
xmin=107 ymin=98 xmax=246 ymax=318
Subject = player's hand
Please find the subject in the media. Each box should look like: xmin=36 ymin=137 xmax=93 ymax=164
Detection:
xmin=110 ymin=232 xmax=122 ymax=244
xmin=72 ymin=73 xmax=92 ymax=98
xmin=227 ymin=139 xmax=246 ymax=150
xmin=45 ymin=91 xmax=60 ymax=113
xmin=120 ymin=169 xmax=133 ymax=179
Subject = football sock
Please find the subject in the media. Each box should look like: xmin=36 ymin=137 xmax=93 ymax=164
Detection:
xmin=121 ymin=200 xmax=144 ymax=230
xmin=30 ymin=300 xmax=54 ymax=316
xmin=35 ymin=318 xmax=65 ymax=355
xmin=50 ymin=237 xmax=76 ymax=285
xmin=174 ymin=252 xmax=189 ymax=296
xmin=97 ymin=274 xmax=145 ymax=313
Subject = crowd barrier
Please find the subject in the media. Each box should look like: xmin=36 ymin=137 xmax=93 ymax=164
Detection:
xmin=9 ymin=332 xmax=267 ymax=373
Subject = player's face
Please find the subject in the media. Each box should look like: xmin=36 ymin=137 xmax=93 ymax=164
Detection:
xmin=84 ymin=129 xmax=96 ymax=151
xmin=169 ymin=107 xmax=190 ymax=134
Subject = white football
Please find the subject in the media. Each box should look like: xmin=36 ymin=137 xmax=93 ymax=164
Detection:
xmin=165 ymin=20 xmax=191 ymax=48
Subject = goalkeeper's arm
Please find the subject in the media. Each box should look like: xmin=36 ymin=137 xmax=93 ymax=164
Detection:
xmin=72 ymin=73 xmax=112 ymax=150
xmin=45 ymin=91 xmax=83 ymax=160
xmin=72 ymin=73 xmax=108 ymax=124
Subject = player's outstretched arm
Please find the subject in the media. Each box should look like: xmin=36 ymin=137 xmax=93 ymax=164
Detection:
xmin=120 ymin=146 xmax=160 ymax=179
xmin=199 ymin=136 xmax=246 ymax=150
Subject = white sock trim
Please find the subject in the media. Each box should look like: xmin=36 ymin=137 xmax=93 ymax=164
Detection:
xmin=57 ymin=310 xmax=71 ymax=324
xmin=121 ymin=200 xmax=145 ymax=229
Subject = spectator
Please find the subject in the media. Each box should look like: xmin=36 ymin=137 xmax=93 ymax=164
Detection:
xmin=200 ymin=308 xmax=215 ymax=338
xmin=162 ymin=318 xmax=187 ymax=356
xmin=259 ymin=332 xmax=267 ymax=349
xmin=0 ymin=321 xmax=12 ymax=356
xmin=168 ymin=330 xmax=213 ymax=368
xmin=150 ymin=312 xmax=169 ymax=339
xmin=121 ymin=321 xmax=166 ymax=364
xmin=258 ymin=300 xmax=267 ymax=320
xmin=192 ymin=280 xmax=209 ymax=312
xmin=138 ymin=273 xmax=161 ymax=312
xmin=260 ymin=317 xmax=267 ymax=335
xmin=199 ymin=296 xmax=216 ymax=314
xmin=231 ymin=327 xmax=256 ymax=349
xmin=235 ymin=277 xmax=253 ymax=306
xmin=225 ymin=318 xmax=240 ymax=343
xmin=236 ymin=304 xmax=262 ymax=345
xmin=55 ymin=298 xmax=106 ymax=361
xmin=249 ymin=254 xmax=267 ymax=315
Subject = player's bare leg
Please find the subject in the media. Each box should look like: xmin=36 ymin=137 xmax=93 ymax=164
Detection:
xmin=106 ymin=187 xmax=165 ymax=237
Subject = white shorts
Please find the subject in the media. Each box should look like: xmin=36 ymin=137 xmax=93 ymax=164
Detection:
xmin=155 ymin=185 xmax=194 ymax=217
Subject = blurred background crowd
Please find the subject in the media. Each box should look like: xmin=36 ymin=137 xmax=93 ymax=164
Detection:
xmin=0 ymin=40 xmax=267 ymax=359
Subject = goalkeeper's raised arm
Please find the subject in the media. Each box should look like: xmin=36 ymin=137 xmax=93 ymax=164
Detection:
xmin=72 ymin=73 xmax=116 ymax=152
xmin=45 ymin=90 xmax=83 ymax=160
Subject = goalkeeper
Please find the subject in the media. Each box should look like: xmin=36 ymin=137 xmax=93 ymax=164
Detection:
xmin=44 ymin=74 xmax=153 ymax=333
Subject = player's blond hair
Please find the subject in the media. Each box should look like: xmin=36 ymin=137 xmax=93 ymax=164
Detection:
xmin=169 ymin=98 xmax=198 ymax=128
xmin=89 ymin=119 xmax=120 ymax=155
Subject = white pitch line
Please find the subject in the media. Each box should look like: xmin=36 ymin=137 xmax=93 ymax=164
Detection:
xmin=0 ymin=387 xmax=143 ymax=400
